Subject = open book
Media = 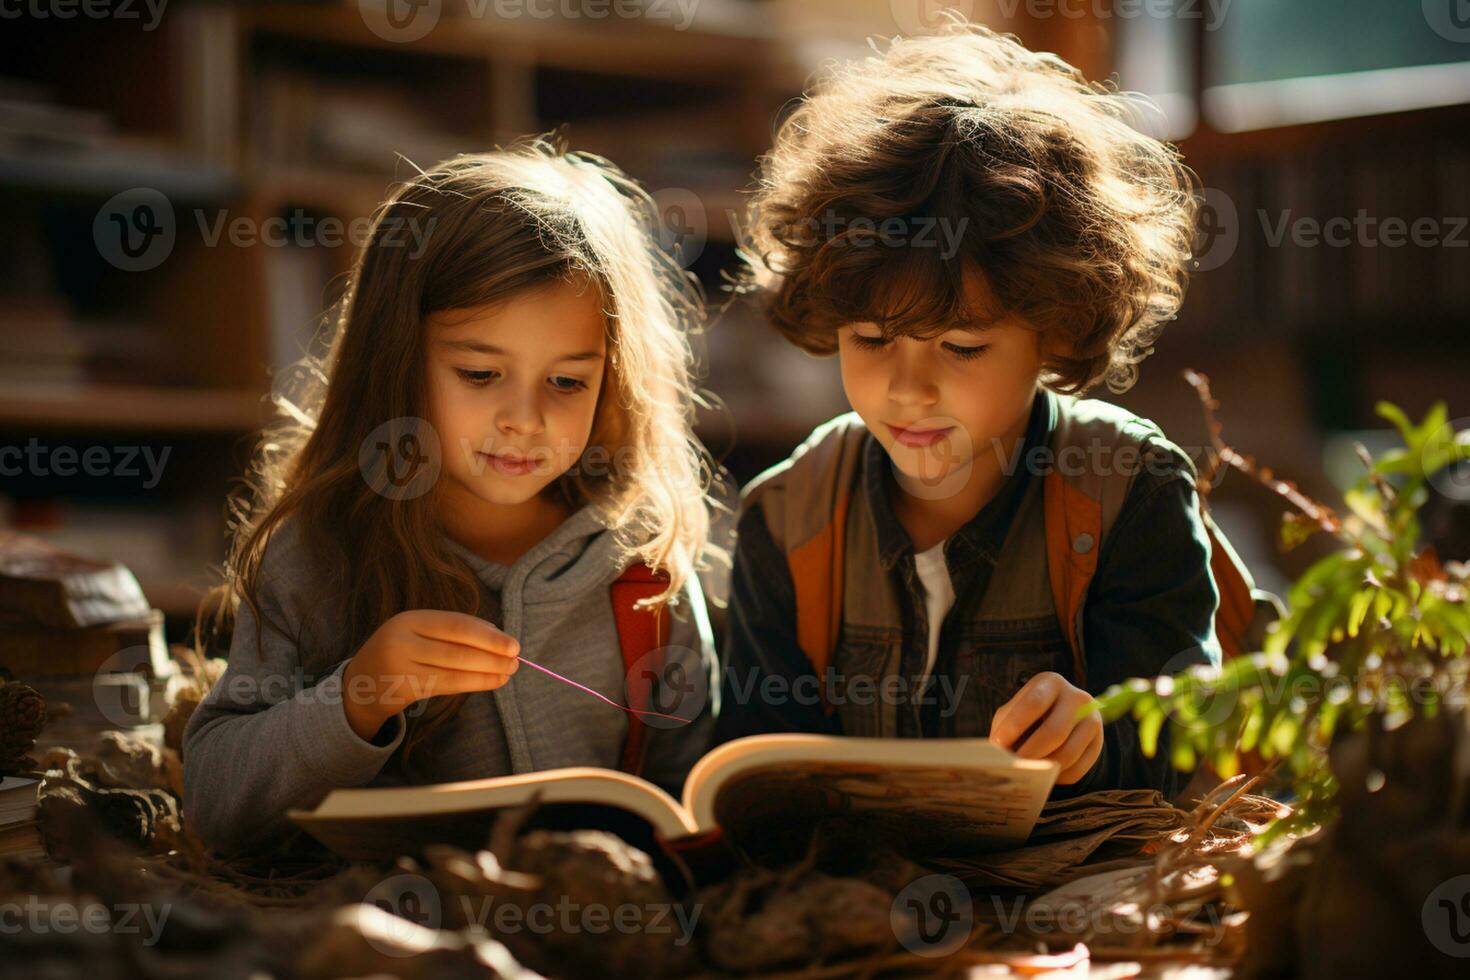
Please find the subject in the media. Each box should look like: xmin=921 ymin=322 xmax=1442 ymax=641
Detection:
xmin=289 ymin=734 xmax=1060 ymax=863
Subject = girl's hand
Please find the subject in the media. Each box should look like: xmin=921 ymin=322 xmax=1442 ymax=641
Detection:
xmin=341 ymin=610 xmax=521 ymax=741
xmin=988 ymin=671 xmax=1103 ymax=784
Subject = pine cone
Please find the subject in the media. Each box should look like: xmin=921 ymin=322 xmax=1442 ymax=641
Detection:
xmin=0 ymin=679 xmax=48 ymax=774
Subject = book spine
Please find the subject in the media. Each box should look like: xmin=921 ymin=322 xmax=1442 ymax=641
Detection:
xmin=0 ymin=611 xmax=166 ymax=678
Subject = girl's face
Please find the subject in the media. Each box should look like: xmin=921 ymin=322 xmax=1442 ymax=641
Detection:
xmin=425 ymin=279 xmax=608 ymax=508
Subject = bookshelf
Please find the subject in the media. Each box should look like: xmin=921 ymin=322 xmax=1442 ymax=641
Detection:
xmin=0 ymin=1 xmax=815 ymax=636
xmin=6 ymin=1 xmax=1463 ymax=632
xmin=0 ymin=383 xmax=267 ymax=433
xmin=1100 ymin=4 xmax=1470 ymax=583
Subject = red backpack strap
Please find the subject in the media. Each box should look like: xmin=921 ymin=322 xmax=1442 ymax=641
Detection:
xmin=610 ymin=563 xmax=671 ymax=777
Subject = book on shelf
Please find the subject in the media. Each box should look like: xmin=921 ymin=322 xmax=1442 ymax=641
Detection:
xmin=0 ymin=533 xmax=174 ymax=750
xmin=0 ymin=79 xmax=111 ymax=152
xmin=291 ymin=733 xmax=1060 ymax=867
xmin=0 ymin=610 xmax=167 ymax=679
xmin=0 ymin=298 xmax=86 ymax=384
xmin=252 ymin=68 xmax=465 ymax=176
xmin=0 ymin=531 xmax=154 ymax=631
xmin=0 ymin=775 xmax=44 ymax=861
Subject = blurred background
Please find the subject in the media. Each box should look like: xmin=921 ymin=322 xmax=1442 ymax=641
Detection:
xmin=1 ymin=0 xmax=1468 ymax=644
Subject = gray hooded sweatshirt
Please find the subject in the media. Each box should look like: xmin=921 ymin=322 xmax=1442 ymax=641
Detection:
xmin=183 ymin=506 xmax=717 ymax=856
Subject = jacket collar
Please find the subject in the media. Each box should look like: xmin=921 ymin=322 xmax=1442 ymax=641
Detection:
xmin=862 ymin=387 xmax=1056 ymax=571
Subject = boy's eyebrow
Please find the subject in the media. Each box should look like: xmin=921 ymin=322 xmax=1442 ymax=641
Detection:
xmin=948 ymin=318 xmax=999 ymax=334
xmin=436 ymin=338 xmax=605 ymax=361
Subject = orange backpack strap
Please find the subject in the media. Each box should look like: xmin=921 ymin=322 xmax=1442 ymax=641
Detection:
xmin=1042 ymin=397 xmax=1279 ymax=679
xmin=1043 ymin=468 xmax=1276 ymax=675
xmin=1041 ymin=396 xmax=1172 ymax=688
xmin=610 ymin=563 xmax=671 ymax=777
xmin=746 ymin=413 xmax=870 ymax=717
xmin=1042 ymin=468 xmax=1103 ymax=688
xmin=789 ymin=488 xmax=852 ymax=712
xmin=1196 ymin=500 xmax=1274 ymax=658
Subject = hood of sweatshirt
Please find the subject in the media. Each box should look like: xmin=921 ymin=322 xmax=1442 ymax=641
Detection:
xmin=439 ymin=502 xmax=626 ymax=616
xmin=434 ymin=503 xmax=648 ymax=777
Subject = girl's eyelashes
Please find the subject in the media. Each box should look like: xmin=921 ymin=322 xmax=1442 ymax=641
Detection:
xmin=457 ymin=368 xmax=589 ymax=394
xmin=456 ymin=368 xmax=498 ymax=386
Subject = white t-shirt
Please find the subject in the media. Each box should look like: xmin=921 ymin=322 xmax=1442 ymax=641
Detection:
xmin=912 ymin=538 xmax=956 ymax=688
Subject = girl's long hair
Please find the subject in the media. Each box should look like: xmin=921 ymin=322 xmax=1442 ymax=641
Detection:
xmin=194 ymin=137 xmax=722 ymax=765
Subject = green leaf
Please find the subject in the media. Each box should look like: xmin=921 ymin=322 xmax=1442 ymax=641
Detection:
xmin=1347 ymin=588 xmax=1375 ymax=637
xmin=1376 ymin=401 xmax=1416 ymax=446
xmin=1170 ymin=726 xmax=1196 ymax=772
xmin=1344 ymin=487 xmax=1387 ymax=531
xmin=1138 ymin=706 xmax=1166 ymax=758
xmin=1419 ymin=402 xmax=1449 ymax=450
xmin=1266 ymin=712 xmax=1300 ymax=758
xmin=1239 ymin=704 xmax=1265 ymax=752
xmin=1372 ymin=448 xmax=1415 ymax=476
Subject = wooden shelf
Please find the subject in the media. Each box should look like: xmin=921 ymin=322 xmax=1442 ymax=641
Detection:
xmin=1178 ymin=101 xmax=1470 ymax=165
xmin=0 ymin=2 xmax=802 ymax=485
xmin=140 ymin=577 xmax=213 ymax=619
xmin=254 ymin=167 xmax=400 ymax=216
xmin=0 ymin=383 xmax=268 ymax=433
xmin=241 ymin=2 xmax=797 ymax=87
xmin=0 ymin=146 xmax=238 ymax=201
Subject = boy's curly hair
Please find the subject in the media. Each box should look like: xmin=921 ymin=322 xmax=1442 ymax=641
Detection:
xmin=742 ymin=18 xmax=1200 ymax=394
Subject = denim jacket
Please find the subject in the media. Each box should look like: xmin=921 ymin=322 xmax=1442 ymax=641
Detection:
xmin=714 ymin=388 xmax=1221 ymax=798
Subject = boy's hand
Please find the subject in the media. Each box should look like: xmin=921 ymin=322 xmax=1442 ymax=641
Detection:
xmin=989 ymin=671 xmax=1103 ymax=784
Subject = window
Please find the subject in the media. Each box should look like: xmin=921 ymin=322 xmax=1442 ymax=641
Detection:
xmin=1204 ymin=0 xmax=1470 ymax=130
xmin=1114 ymin=0 xmax=1470 ymax=135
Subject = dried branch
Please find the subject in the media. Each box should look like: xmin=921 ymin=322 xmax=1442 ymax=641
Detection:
xmin=1183 ymin=369 xmax=1343 ymax=537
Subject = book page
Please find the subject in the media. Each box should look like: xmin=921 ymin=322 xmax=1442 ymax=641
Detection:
xmin=289 ymin=768 xmax=697 ymax=860
xmin=685 ymin=735 xmax=1058 ymax=861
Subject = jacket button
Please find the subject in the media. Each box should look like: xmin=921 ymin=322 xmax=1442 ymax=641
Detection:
xmin=1073 ymin=533 xmax=1095 ymax=554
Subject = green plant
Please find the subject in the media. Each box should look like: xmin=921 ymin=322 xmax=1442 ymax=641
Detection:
xmin=1095 ymin=372 xmax=1470 ymax=839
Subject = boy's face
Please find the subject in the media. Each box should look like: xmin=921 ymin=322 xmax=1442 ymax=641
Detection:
xmin=836 ymin=272 xmax=1046 ymax=498
xmin=425 ymin=279 xmax=607 ymax=507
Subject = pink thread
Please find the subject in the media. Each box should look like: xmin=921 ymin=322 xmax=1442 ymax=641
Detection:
xmin=516 ymin=657 xmax=693 ymax=725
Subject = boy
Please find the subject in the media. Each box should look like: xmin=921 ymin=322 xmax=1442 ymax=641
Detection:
xmin=716 ymin=21 xmax=1221 ymax=797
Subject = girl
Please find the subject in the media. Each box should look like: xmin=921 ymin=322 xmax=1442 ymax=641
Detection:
xmin=184 ymin=139 xmax=724 ymax=856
